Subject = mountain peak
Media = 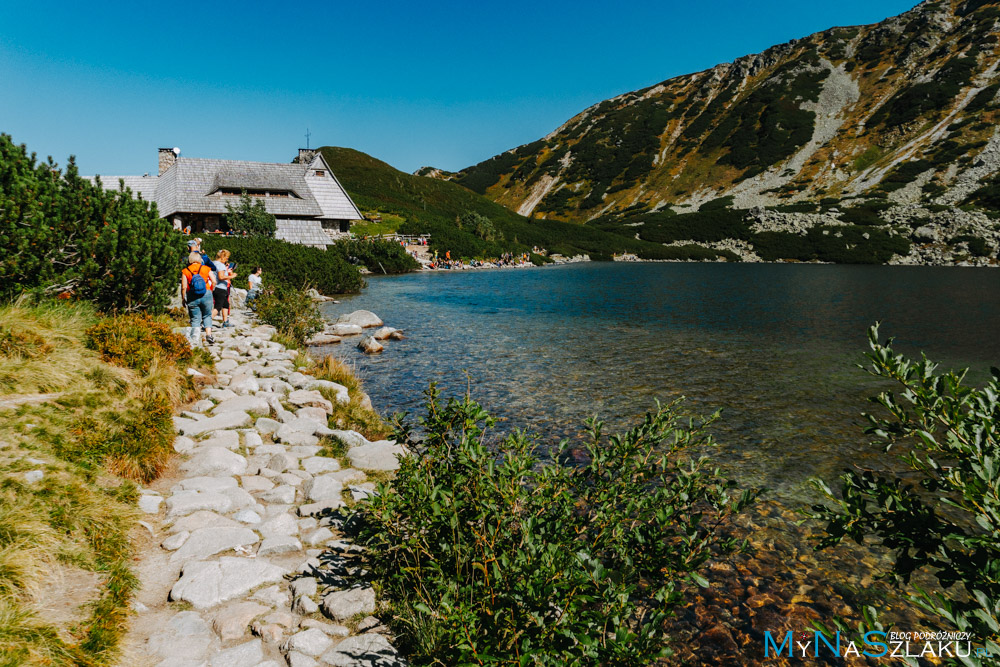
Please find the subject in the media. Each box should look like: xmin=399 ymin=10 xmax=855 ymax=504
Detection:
xmin=442 ymin=0 xmax=1000 ymax=221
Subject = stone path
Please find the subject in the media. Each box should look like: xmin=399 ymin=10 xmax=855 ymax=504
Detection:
xmin=123 ymin=307 xmax=407 ymax=667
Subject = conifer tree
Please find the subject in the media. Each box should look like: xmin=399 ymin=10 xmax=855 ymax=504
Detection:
xmin=224 ymin=190 xmax=276 ymax=237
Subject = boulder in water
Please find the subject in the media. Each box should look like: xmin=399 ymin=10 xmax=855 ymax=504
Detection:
xmin=336 ymin=310 xmax=383 ymax=328
xmin=306 ymin=333 xmax=342 ymax=346
xmin=357 ymin=336 xmax=383 ymax=355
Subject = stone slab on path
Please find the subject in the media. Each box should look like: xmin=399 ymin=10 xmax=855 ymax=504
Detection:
xmin=177 ymin=411 xmax=253 ymax=437
xmin=166 ymin=491 xmax=234 ymax=518
xmin=211 ymin=395 xmax=271 ymax=416
xmin=208 ymin=638 xmax=264 ymax=667
xmin=347 ymin=441 xmax=407 ymax=472
xmin=212 ymin=601 xmax=271 ymax=641
xmin=180 ymin=448 xmax=248 ymax=477
xmin=169 ymin=526 xmax=260 ymax=563
xmin=321 ymin=587 xmax=376 ymax=621
xmin=319 ymin=633 xmax=402 ymax=666
xmin=145 ymin=610 xmax=219 ymax=662
xmin=170 ymin=557 xmax=288 ymax=609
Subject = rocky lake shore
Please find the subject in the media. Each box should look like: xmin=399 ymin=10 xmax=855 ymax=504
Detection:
xmin=124 ymin=306 xmax=407 ymax=667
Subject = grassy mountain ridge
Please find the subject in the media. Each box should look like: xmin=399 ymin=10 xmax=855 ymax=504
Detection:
xmin=319 ymin=146 xmax=740 ymax=261
xmin=436 ymin=0 xmax=1000 ymax=223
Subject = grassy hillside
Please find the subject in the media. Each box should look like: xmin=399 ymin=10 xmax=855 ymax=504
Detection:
xmin=319 ymin=147 xmax=739 ymax=261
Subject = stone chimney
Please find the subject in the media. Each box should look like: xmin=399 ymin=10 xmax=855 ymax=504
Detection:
xmin=298 ymin=148 xmax=317 ymax=165
xmin=158 ymin=147 xmax=179 ymax=175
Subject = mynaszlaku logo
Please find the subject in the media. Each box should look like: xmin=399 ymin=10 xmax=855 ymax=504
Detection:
xmin=764 ymin=630 xmax=991 ymax=660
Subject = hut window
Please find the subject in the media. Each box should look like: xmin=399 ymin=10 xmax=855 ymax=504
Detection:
xmin=315 ymin=170 xmax=325 ymax=177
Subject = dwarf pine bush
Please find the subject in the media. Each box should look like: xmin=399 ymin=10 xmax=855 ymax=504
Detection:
xmin=354 ymin=386 xmax=762 ymax=665
xmin=0 ymin=134 xmax=185 ymax=311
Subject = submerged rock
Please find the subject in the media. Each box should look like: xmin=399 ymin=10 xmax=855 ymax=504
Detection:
xmin=371 ymin=326 xmax=400 ymax=341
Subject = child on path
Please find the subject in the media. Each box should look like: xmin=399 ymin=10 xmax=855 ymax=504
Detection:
xmin=247 ymin=267 xmax=263 ymax=305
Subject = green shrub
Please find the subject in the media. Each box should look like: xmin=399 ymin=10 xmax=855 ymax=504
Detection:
xmin=336 ymin=238 xmax=420 ymax=274
xmin=877 ymin=160 xmax=932 ymax=192
xmin=700 ymin=195 xmax=735 ymax=211
xmin=964 ymin=173 xmax=1000 ymax=210
xmin=768 ymin=202 xmax=819 ymax=213
xmin=751 ymin=231 xmax=815 ymax=261
xmin=252 ymin=286 xmax=324 ymax=344
xmin=457 ymin=210 xmax=501 ymax=241
xmin=72 ymin=392 xmax=174 ymax=483
xmin=922 ymin=181 xmax=946 ymax=198
xmin=852 ymin=146 xmax=883 ymax=172
xmin=869 ymin=57 xmax=978 ymax=128
xmin=839 ymin=200 xmax=893 ymax=226
xmin=0 ymin=134 xmax=185 ymax=311
xmin=752 ymin=225 xmax=910 ymax=263
xmin=223 ymin=190 xmax=277 ymax=236
xmin=810 ymin=326 xmax=1000 ymax=657
xmin=949 ymin=234 xmax=990 ymax=257
xmin=201 ymin=235 xmax=364 ymax=294
xmin=86 ymin=313 xmax=191 ymax=372
xmin=355 ymin=387 xmax=761 ymax=665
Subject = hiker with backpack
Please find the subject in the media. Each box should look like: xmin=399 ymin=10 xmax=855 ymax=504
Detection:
xmin=181 ymin=251 xmax=216 ymax=347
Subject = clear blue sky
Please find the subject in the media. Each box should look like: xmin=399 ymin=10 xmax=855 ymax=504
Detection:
xmin=1 ymin=0 xmax=918 ymax=177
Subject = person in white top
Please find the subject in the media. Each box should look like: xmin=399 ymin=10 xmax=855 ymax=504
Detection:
xmin=247 ymin=267 xmax=263 ymax=306
xmin=211 ymin=249 xmax=238 ymax=327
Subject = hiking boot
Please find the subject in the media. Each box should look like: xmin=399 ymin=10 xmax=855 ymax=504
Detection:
xmin=205 ymin=335 xmax=216 ymax=345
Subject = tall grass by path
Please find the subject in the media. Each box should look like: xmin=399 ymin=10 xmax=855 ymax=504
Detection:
xmin=0 ymin=299 xmax=207 ymax=665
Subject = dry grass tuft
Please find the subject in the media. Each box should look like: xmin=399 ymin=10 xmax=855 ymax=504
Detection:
xmin=0 ymin=300 xmax=190 ymax=665
xmin=0 ymin=299 xmax=102 ymax=395
xmin=311 ymin=355 xmax=390 ymax=440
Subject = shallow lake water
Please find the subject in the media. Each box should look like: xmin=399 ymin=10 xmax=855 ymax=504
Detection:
xmin=318 ymin=262 xmax=1000 ymax=662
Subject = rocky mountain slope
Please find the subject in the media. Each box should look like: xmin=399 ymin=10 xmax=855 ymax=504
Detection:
xmin=431 ymin=0 xmax=1000 ymax=231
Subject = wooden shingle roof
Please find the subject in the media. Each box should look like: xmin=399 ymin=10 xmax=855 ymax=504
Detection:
xmin=163 ymin=158 xmax=323 ymax=218
xmin=88 ymin=152 xmax=362 ymax=223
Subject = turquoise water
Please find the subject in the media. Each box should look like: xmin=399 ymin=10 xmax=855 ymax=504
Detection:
xmin=320 ymin=262 xmax=999 ymax=495
xmin=317 ymin=262 xmax=999 ymax=659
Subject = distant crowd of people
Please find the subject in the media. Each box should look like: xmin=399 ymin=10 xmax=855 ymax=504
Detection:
xmin=180 ymin=237 xmax=263 ymax=347
xmin=427 ymin=249 xmax=534 ymax=270
xmin=181 ymin=226 xmax=249 ymax=238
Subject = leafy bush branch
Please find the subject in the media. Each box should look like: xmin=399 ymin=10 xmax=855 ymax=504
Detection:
xmin=251 ymin=286 xmax=324 ymax=345
xmin=810 ymin=325 xmax=1000 ymax=657
xmin=354 ymin=387 xmax=762 ymax=665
